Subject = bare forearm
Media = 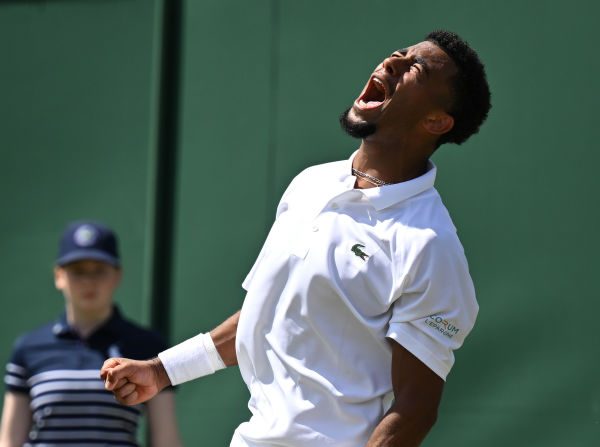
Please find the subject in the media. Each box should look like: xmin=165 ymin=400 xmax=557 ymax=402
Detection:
xmin=366 ymin=407 xmax=437 ymax=447
xmin=209 ymin=310 xmax=240 ymax=366
xmin=0 ymin=393 xmax=32 ymax=447
xmin=369 ymin=341 xmax=444 ymax=446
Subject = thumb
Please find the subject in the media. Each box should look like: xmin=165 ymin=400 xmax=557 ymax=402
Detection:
xmin=100 ymin=357 xmax=125 ymax=379
xmin=101 ymin=358 xmax=132 ymax=390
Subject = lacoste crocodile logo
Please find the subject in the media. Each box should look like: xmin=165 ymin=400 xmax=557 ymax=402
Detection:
xmin=351 ymin=243 xmax=369 ymax=260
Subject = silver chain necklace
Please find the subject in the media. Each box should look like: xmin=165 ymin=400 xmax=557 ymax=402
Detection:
xmin=351 ymin=168 xmax=390 ymax=187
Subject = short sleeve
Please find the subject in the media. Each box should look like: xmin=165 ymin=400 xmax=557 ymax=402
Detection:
xmin=386 ymin=232 xmax=478 ymax=381
xmin=4 ymin=337 xmax=30 ymax=394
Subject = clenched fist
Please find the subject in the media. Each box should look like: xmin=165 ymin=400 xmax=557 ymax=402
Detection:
xmin=100 ymin=357 xmax=171 ymax=406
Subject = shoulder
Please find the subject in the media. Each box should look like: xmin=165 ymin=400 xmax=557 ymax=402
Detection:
xmin=287 ymin=159 xmax=347 ymax=189
xmin=388 ymin=189 xmax=461 ymax=250
xmin=385 ymin=190 xmax=470 ymax=281
xmin=11 ymin=321 xmax=57 ymax=353
xmin=6 ymin=321 xmax=56 ymax=383
xmin=276 ymin=159 xmax=347 ymax=216
xmin=404 ymin=188 xmax=457 ymax=231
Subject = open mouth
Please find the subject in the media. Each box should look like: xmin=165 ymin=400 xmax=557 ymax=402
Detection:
xmin=356 ymin=76 xmax=387 ymax=109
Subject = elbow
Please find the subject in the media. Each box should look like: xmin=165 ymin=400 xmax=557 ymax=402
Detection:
xmin=392 ymin=402 xmax=439 ymax=437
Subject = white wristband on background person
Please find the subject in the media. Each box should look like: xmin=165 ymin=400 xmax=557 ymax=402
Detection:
xmin=158 ymin=332 xmax=226 ymax=386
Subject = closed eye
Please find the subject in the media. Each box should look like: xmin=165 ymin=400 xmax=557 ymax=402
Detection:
xmin=414 ymin=57 xmax=429 ymax=75
xmin=390 ymin=51 xmax=429 ymax=75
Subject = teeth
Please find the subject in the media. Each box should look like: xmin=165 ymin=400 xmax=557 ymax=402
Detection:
xmin=372 ymin=77 xmax=385 ymax=94
xmin=356 ymin=76 xmax=387 ymax=109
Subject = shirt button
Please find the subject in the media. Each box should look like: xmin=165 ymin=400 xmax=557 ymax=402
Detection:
xmin=312 ymin=224 xmax=319 ymax=232
xmin=43 ymin=408 xmax=52 ymax=416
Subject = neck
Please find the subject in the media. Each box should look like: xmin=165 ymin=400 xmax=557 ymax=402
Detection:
xmin=66 ymin=305 xmax=113 ymax=339
xmin=352 ymin=139 xmax=432 ymax=188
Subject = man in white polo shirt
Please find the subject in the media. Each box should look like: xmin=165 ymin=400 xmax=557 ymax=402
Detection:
xmin=102 ymin=30 xmax=491 ymax=446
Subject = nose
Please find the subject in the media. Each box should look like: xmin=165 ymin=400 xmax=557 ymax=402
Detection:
xmin=382 ymin=56 xmax=408 ymax=76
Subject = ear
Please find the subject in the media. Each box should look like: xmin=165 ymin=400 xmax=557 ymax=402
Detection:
xmin=54 ymin=266 xmax=66 ymax=291
xmin=422 ymin=112 xmax=454 ymax=136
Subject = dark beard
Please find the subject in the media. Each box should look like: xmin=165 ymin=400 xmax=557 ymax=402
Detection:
xmin=339 ymin=107 xmax=376 ymax=139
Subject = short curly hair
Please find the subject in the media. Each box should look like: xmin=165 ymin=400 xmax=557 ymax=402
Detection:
xmin=426 ymin=30 xmax=491 ymax=146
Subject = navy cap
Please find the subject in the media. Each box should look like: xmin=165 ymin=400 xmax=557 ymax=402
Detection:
xmin=56 ymin=221 xmax=120 ymax=267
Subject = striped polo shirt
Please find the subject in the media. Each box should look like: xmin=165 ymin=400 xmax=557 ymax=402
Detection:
xmin=4 ymin=306 xmax=167 ymax=447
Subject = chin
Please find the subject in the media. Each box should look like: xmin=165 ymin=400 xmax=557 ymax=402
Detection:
xmin=76 ymin=298 xmax=108 ymax=312
xmin=339 ymin=107 xmax=377 ymax=139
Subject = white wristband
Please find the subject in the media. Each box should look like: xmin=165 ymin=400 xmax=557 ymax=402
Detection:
xmin=158 ymin=333 xmax=226 ymax=386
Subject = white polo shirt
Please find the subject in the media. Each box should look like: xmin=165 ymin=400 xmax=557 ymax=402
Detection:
xmin=231 ymin=154 xmax=478 ymax=446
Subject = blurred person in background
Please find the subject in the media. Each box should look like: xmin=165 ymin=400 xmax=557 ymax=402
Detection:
xmin=0 ymin=221 xmax=181 ymax=447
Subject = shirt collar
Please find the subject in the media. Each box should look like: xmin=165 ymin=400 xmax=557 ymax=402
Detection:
xmin=53 ymin=305 xmax=126 ymax=339
xmin=361 ymin=162 xmax=436 ymax=210
xmin=344 ymin=150 xmax=437 ymax=211
xmin=335 ymin=154 xmax=359 ymax=188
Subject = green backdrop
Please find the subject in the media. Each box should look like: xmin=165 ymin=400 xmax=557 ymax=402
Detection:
xmin=1 ymin=0 xmax=598 ymax=445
